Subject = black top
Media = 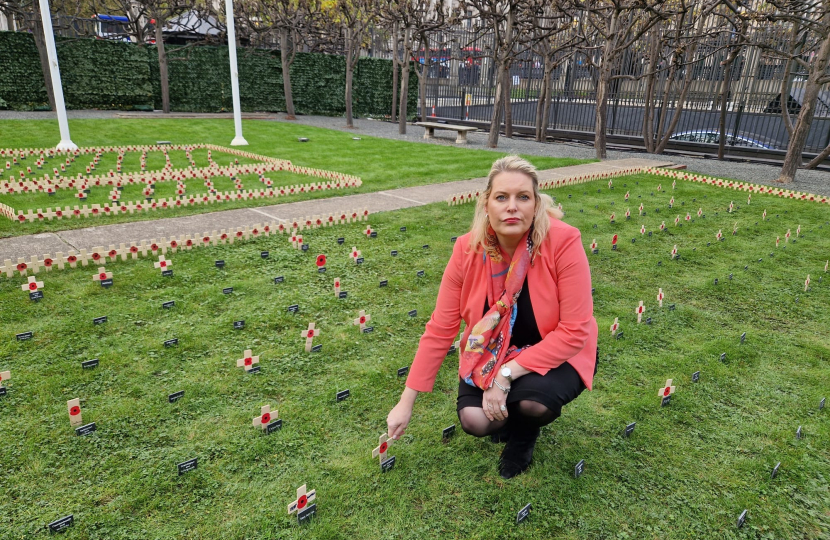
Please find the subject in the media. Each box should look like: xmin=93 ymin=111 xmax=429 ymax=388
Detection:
xmin=483 ymin=277 xmax=543 ymax=349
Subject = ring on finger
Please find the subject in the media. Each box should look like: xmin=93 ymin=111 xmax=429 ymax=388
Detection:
xmin=500 ymin=405 xmax=507 ymax=412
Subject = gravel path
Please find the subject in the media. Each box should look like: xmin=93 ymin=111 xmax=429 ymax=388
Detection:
xmin=4 ymin=109 xmax=829 ymax=195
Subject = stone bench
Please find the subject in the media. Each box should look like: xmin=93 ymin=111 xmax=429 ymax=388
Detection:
xmin=415 ymin=122 xmax=478 ymax=144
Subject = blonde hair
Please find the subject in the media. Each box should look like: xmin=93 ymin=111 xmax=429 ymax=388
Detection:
xmin=469 ymin=155 xmax=564 ymax=260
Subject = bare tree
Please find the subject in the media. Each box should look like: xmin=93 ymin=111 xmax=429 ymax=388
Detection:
xmin=564 ymin=0 xmax=681 ymax=159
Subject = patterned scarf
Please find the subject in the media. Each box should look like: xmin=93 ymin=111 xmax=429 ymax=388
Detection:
xmin=459 ymin=225 xmax=534 ymax=390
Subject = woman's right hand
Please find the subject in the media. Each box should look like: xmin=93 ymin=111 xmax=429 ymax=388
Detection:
xmin=387 ymin=399 xmax=414 ymax=440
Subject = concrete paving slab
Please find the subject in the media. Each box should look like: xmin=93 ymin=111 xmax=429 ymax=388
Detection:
xmin=0 ymin=233 xmax=70 ymax=263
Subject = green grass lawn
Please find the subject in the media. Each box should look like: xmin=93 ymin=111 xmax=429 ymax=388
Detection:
xmin=0 ymin=119 xmax=589 ymax=239
xmin=1 ymin=172 xmax=828 ymax=539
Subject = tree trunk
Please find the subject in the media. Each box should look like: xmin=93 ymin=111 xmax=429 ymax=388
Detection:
xmin=535 ymin=57 xmax=551 ymax=141
xmin=30 ymin=15 xmax=56 ymax=111
xmin=279 ymin=28 xmax=296 ymax=119
xmin=777 ymin=21 xmax=830 ymax=182
xmin=641 ymin=30 xmax=660 ymax=153
xmin=488 ymin=61 xmax=506 ymax=148
xmin=417 ymin=63 xmax=427 ymax=122
xmin=345 ymin=59 xmax=354 ymax=127
xmin=391 ymin=23 xmax=399 ymax=122
xmin=155 ymin=15 xmax=170 ymax=114
xmin=539 ymin=65 xmax=553 ymax=142
xmin=503 ymin=64 xmax=513 ymax=138
xmin=594 ymin=62 xmax=612 ymax=159
xmin=399 ymin=48 xmax=410 ymax=134
xmin=716 ymin=57 xmax=736 ymax=160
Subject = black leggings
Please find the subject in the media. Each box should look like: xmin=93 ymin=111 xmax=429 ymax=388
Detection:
xmin=456 ymin=354 xmax=595 ymax=437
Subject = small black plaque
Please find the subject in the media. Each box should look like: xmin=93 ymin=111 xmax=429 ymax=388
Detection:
xmin=381 ymin=456 xmax=396 ymax=472
xmin=233 ymin=320 xmax=245 ymax=330
xmin=820 ymin=397 xmax=826 ymax=410
xmin=447 ymin=345 xmax=457 ymax=356
xmin=796 ymin=426 xmax=802 ymax=439
xmin=737 ymin=509 xmax=747 ymax=528
xmin=161 ymin=270 xmax=173 ymax=277
xmin=47 ymin=515 xmax=74 ymax=533
xmin=740 ymin=332 xmax=746 ymax=343
xmin=164 ymin=338 xmax=178 ymax=347
xmin=391 ymin=250 xmax=398 ymax=257
xmin=297 ymin=503 xmax=316 ymax=524
xmin=668 ymin=304 xmax=676 ymax=311
xmin=645 ymin=317 xmax=652 ymax=325
xmin=379 ymin=280 xmax=388 ymax=287
xmin=274 ymin=276 xmax=285 ymax=284
xmin=265 ymin=419 xmax=283 ymax=434
xmin=400 ymin=226 xmax=407 ymax=232
xmin=416 ymin=270 xmax=425 ymax=277
xmin=370 ymin=231 xmax=377 ymax=238
xmin=261 ymin=251 xmax=269 ymax=259
xmin=247 ymin=365 xmax=261 ymax=374
xmin=168 ymin=390 xmax=184 ymax=403
xmin=100 ymin=279 xmax=113 ymax=288
xmin=692 ymin=371 xmax=700 ymax=382
xmin=311 ymin=344 xmax=322 ymax=353
xmin=771 ymin=462 xmax=781 ymax=479
xmin=30 ymin=290 xmax=44 ymax=301
xmin=356 ymin=257 xmax=364 ymax=264
xmin=362 ymin=326 xmax=374 ymax=333
xmin=408 ymin=309 xmax=417 ymax=317
xmin=615 ymin=331 xmax=624 ymax=340
xmin=162 ymin=300 xmax=175 ymax=309
xmin=442 ymin=424 xmax=456 ymax=440
xmin=215 ymin=260 xmax=225 ymax=268
xmin=301 ymin=244 xmax=309 ymax=251
xmin=337 ymin=237 xmax=345 ymax=244
xmin=624 ymin=422 xmax=636 ymax=437
xmin=397 ymin=366 xmax=409 ymax=377
xmin=81 ymin=359 xmax=99 ymax=369
xmin=177 ymin=458 xmax=198 ymax=475
xmin=661 ymin=395 xmax=671 ymax=407
xmin=0 ymin=387 xmax=6 ymax=397
xmin=318 ymin=267 xmax=326 ymax=273
xmin=336 ymin=389 xmax=350 ymax=402
xmin=574 ymin=459 xmax=585 ymax=478
xmin=720 ymin=352 xmax=726 ymax=361
xmin=75 ymin=422 xmax=97 ymax=436
xmin=16 ymin=331 xmax=33 ymax=341
xmin=93 ymin=316 xmax=107 ymax=325
xmin=451 ymin=236 xmax=458 ymax=242
xmin=222 ymin=287 xmax=233 ymax=295
xmin=339 ymin=291 xmax=348 ymax=299
xmin=288 ymin=304 xmax=299 ymax=313
xmin=516 ymin=503 xmax=532 ymax=524
xmin=422 ymin=244 xmax=429 ymax=249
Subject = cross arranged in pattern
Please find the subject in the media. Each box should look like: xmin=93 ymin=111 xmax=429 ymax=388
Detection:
xmin=785 ymin=229 xmax=791 ymax=242
xmin=590 ymin=239 xmax=598 ymax=251
xmin=639 ymin=203 xmax=644 ymax=215
xmin=805 ymin=275 xmax=810 ymax=292
xmin=659 ymin=379 xmax=676 ymax=401
xmin=659 ymin=221 xmax=666 ymax=231
xmin=0 ymin=370 xmax=10 ymax=387
xmin=92 ymin=267 xmax=112 ymax=283
xmin=154 ymin=256 xmax=171 ymax=272
xmin=611 ymin=234 xmax=618 ymax=247
xmin=364 ymin=226 xmax=373 ymax=237
xmin=609 ymin=317 xmax=619 ymax=335
xmin=22 ymin=276 xmax=43 ymax=293
xmin=353 ymin=310 xmax=371 ymax=331
xmin=350 ymin=247 xmax=361 ymax=263
xmin=252 ymin=405 xmax=276 ymax=429
xmin=657 ymin=288 xmax=664 ymax=308
xmin=236 ymin=349 xmax=260 ymax=371
xmin=796 ymin=225 xmax=801 ymax=237
xmin=763 ymin=209 xmax=767 ymax=221
xmin=609 ymin=212 xmax=615 ymax=223
xmin=776 ymin=236 xmax=780 ymax=248
xmin=625 ymin=208 xmax=631 ymax=219
xmin=675 ymin=215 xmax=680 ymax=227
xmin=685 ymin=212 xmax=691 ymax=223
xmin=625 ymin=191 xmax=630 ymax=201
xmin=372 ymin=433 xmax=395 ymax=464
xmin=698 ymin=208 xmax=703 ymax=218
xmin=287 ymin=484 xmax=316 ymax=517
xmin=301 ymin=323 xmax=320 ymax=352
xmin=728 ymin=201 xmax=734 ymax=213
xmin=67 ymin=398 xmax=83 ymax=427
xmin=669 ymin=197 xmax=675 ymax=207
xmin=716 ymin=229 xmax=723 ymax=241
xmin=636 ymin=301 xmax=645 ymax=324
xmin=334 ymin=277 xmax=341 ymax=298
xmin=640 ymin=224 xmax=646 ymax=235
xmin=747 ymin=194 xmax=751 ymax=205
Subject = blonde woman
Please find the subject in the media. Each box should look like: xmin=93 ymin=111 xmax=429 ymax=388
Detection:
xmin=386 ymin=155 xmax=598 ymax=479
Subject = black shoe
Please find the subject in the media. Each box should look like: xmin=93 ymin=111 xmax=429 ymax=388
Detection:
xmin=498 ymin=427 xmax=540 ymax=479
xmin=490 ymin=427 xmax=511 ymax=444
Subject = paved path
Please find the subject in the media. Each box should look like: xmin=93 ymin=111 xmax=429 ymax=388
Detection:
xmin=0 ymin=158 xmax=672 ymax=263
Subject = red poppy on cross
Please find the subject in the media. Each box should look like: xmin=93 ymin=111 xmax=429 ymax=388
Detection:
xmin=785 ymin=229 xmax=791 ymax=242
xmin=353 ymin=310 xmax=371 ymax=331
xmin=316 ymin=254 xmax=327 ymax=267
xmin=252 ymin=405 xmax=276 ymax=429
xmin=350 ymin=247 xmax=361 ymax=263
xmin=639 ymin=203 xmax=644 ymax=215
xmin=334 ymin=277 xmax=341 ymax=297
xmin=609 ymin=317 xmax=619 ymax=335
xmin=640 ymin=224 xmax=646 ymax=235
xmin=154 ymin=256 xmax=171 ymax=272
xmin=670 ymin=245 xmax=678 ymax=259
xmin=287 ymin=484 xmax=316 ymax=516
xmin=590 ymin=239 xmax=597 ymax=251
xmin=364 ymin=226 xmax=373 ymax=237
xmin=658 ymin=379 xmax=676 ymax=401
xmin=92 ymin=267 xmax=113 ymax=283
xmin=22 ymin=276 xmax=43 ymax=292
xmin=236 ymin=349 xmax=260 ymax=371
xmin=657 ymin=288 xmax=664 ymax=307
xmin=372 ymin=432 xmax=395 ymax=464
xmin=301 ymin=323 xmax=320 ymax=352
xmin=805 ymin=275 xmax=810 ymax=292
xmin=67 ymin=398 xmax=83 ymax=427
xmin=611 ymin=234 xmax=618 ymax=247
xmin=636 ymin=301 xmax=645 ymax=324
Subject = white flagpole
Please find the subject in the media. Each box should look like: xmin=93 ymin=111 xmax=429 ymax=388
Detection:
xmin=37 ymin=0 xmax=77 ymax=151
xmin=225 ymin=0 xmax=247 ymax=146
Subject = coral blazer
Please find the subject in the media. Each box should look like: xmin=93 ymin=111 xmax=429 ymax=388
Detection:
xmin=406 ymin=215 xmax=598 ymax=393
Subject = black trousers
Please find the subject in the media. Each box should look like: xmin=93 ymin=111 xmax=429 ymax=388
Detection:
xmin=456 ymin=351 xmax=597 ymax=421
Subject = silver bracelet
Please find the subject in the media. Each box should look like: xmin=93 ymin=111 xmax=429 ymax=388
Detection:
xmin=493 ymin=378 xmax=511 ymax=394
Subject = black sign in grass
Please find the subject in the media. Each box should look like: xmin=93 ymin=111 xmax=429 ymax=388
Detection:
xmin=261 ymin=251 xmax=269 ymax=259
xmin=177 ymin=458 xmax=198 ymax=475
xmin=661 ymin=395 xmax=671 ymax=407
xmin=287 ymin=304 xmax=299 ymax=313
xmin=356 ymin=257 xmax=364 ymax=265
xmin=247 ymin=365 xmax=261 ymax=374
xmin=311 ymin=344 xmax=322 ymax=353
xmin=574 ymin=459 xmax=585 ymax=478
xmin=339 ymin=291 xmax=348 ymax=299
xmin=771 ymin=462 xmax=781 ymax=479
xmin=370 ymin=231 xmax=377 ymax=238
xmin=379 ymin=280 xmax=388 ymax=287
xmin=164 ymin=338 xmax=178 ymax=347
xmin=222 ymin=287 xmax=233 ymax=295
xmin=100 ymin=279 xmax=113 ymax=288
xmin=397 ymin=366 xmax=409 ymax=377
xmin=16 ymin=331 xmax=33 ymax=341
xmin=93 ymin=316 xmax=107 ymax=325
xmin=337 ymin=237 xmax=345 ymax=244
xmin=215 ymin=260 xmax=225 ymax=268
xmin=233 ymin=320 xmax=245 ymax=330
xmin=0 ymin=387 xmax=6 ymax=397
xmin=297 ymin=504 xmax=316 ymax=524
xmin=516 ymin=503 xmax=532 ymax=524
xmin=624 ymin=422 xmax=636 ymax=438
xmin=336 ymin=389 xmax=350 ymax=402
xmin=737 ymin=510 xmax=747 ymax=528
xmin=162 ymin=270 xmax=173 ymax=277
xmin=692 ymin=371 xmax=700 ymax=383
xmin=442 ymin=424 xmax=456 ymax=440
xmin=162 ymin=301 xmax=175 ymax=309
xmin=408 ymin=309 xmax=417 ymax=317
xmin=29 ymin=291 xmax=44 ymax=301
xmin=274 ymin=276 xmax=285 ymax=284
xmin=381 ymin=456 xmax=396 ymax=473
xmin=390 ymin=250 xmax=398 ymax=257
xmin=266 ymin=419 xmax=283 ymax=434
xmin=47 ymin=515 xmax=74 ymax=533
xmin=75 ymin=422 xmax=97 ymax=436
xmin=400 ymin=226 xmax=407 ymax=232
xmin=416 ymin=270 xmax=425 ymax=277
xmin=168 ymin=391 xmax=185 ymax=403
xmin=81 ymin=359 xmax=99 ymax=369
xmin=422 ymin=244 xmax=429 ymax=249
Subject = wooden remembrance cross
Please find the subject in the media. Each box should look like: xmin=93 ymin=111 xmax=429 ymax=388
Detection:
xmin=252 ymin=405 xmax=276 ymax=429
xmin=372 ymin=432 xmax=395 ymax=464
xmin=288 ymin=484 xmax=316 ymax=518
xmin=236 ymin=349 xmax=260 ymax=371
xmin=353 ymin=310 xmax=371 ymax=332
xmin=302 ymin=323 xmax=320 ymax=352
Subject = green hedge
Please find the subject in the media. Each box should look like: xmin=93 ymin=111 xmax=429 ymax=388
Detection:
xmin=0 ymin=31 xmax=417 ymax=117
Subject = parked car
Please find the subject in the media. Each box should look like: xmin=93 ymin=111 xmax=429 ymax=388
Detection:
xmin=669 ymin=130 xmax=772 ymax=149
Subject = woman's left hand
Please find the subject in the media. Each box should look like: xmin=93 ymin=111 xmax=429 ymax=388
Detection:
xmin=482 ymin=384 xmax=508 ymax=422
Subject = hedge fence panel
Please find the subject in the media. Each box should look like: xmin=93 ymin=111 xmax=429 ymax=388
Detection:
xmin=0 ymin=31 xmax=416 ymax=118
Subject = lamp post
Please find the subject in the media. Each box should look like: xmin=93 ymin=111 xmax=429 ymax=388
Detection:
xmin=38 ymin=0 xmax=77 ymax=151
xmin=225 ymin=0 xmax=248 ymax=146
